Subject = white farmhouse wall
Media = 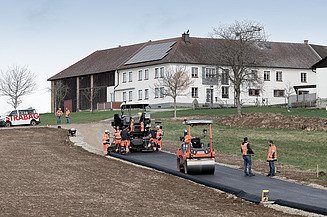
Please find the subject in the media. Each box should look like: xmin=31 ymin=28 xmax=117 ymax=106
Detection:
xmin=112 ymin=62 xmax=316 ymax=108
xmin=316 ymin=68 xmax=327 ymax=99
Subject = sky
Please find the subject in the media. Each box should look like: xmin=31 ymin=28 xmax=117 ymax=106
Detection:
xmin=0 ymin=0 xmax=326 ymax=114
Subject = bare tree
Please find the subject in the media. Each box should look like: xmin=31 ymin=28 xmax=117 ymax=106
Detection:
xmin=284 ymin=82 xmax=295 ymax=111
xmin=51 ymin=80 xmax=70 ymax=110
xmin=211 ymin=20 xmax=269 ymax=115
xmin=0 ymin=65 xmax=37 ymax=109
xmin=155 ymin=66 xmax=193 ymax=118
xmin=80 ymin=87 xmax=101 ymax=112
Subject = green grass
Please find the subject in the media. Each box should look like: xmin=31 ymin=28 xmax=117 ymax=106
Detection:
xmin=160 ymin=120 xmax=327 ymax=173
xmin=151 ymin=106 xmax=327 ymax=119
xmin=39 ymin=110 xmax=119 ymax=125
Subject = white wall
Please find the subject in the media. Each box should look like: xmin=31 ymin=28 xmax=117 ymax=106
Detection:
xmin=112 ymin=63 xmax=316 ymax=107
xmin=316 ymin=68 xmax=327 ymax=99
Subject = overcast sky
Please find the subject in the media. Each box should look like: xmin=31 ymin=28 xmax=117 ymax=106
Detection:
xmin=0 ymin=0 xmax=326 ymax=114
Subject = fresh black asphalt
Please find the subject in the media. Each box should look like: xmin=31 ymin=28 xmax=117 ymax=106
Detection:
xmin=110 ymin=151 xmax=327 ymax=215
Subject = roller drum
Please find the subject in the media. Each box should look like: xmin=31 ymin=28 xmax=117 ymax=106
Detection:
xmin=186 ymin=158 xmax=215 ymax=174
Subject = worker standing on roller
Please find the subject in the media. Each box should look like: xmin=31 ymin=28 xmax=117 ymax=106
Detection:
xmin=114 ymin=126 xmax=122 ymax=152
xmin=102 ymin=130 xmax=110 ymax=155
xmin=267 ymin=140 xmax=277 ymax=177
xmin=241 ymin=137 xmax=255 ymax=177
xmin=130 ymin=117 xmax=135 ymax=132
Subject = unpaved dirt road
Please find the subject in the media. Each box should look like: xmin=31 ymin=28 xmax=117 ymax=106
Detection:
xmin=0 ymin=126 xmax=302 ymax=217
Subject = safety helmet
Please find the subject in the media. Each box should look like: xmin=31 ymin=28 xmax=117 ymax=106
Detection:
xmin=105 ymin=130 xmax=109 ymax=133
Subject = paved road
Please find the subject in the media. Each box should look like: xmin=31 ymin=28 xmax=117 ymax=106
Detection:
xmin=110 ymin=151 xmax=327 ymax=215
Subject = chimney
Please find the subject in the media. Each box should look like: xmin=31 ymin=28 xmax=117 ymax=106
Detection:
xmin=182 ymin=30 xmax=190 ymax=43
xmin=304 ymin=39 xmax=309 ymax=45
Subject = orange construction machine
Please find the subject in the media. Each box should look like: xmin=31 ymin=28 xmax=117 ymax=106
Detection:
xmin=177 ymin=120 xmax=215 ymax=174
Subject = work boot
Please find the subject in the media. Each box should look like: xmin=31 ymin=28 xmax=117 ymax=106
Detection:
xmin=249 ymin=173 xmax=255 ymax=177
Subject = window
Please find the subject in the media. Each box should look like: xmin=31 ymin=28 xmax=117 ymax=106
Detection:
xmin=122 ymin=72 xmax=127 ymax=83
xmin=138 ymin=70 xmax=142 ymax=81
xmin=249 ymin=89 xmax=260 ymax=96
xmin=160 ymin=87 xmax=165 ymax=98
xmin=250 ymin=70 xmax=258 ymax=80
xmin=191 ymin=67 xmax=198 ymax=78
xmin=264 ymin=71 xmax=270 ymax=81
xmin=274 ymin=89 xmax=285 ymax=97
xmin=144 ymin=89 xmax=149 ymax=99
xmin=138 ymin=90 xmax=142 ymax=100
xmin=222 ymin=69 xmax=229 ymax=85
xmin=276 ymin=71 xmax=283 ymax=82
xmin=129 ymin=71 xmax=133 ymax=82
xmin=222 ymin=86 xmax=229 ymax=99
xmin=122 ymin=92 xmax=127 ymax=101
xmin=154 ymin=88 xmax=159 ymax=98
xmin=10 ymin=110 xmax=18 ymax=116
xmin=301 ymin=72 xmax=307 ymax=83
xmin=144 ymin=69 xmax=149 ymax=80
xmin=191 ymin=87 xmax=198 ymax=98
xmin=128 ymin=91 xmax=133 ymax=101
xmin=205 ymin=67 xmax=217 ymax=78
xmin=155 ymin=68 xmax=159 ymax=79
xmin=160 ymin=67 xmax=164 ymax=78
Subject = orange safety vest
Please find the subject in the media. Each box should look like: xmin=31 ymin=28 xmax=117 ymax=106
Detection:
xmin=102 ymin=133 xmax=109 ymax=144
xmin=65 ymin=110 xmax=71 ymax=117
xmin=156 ymin=129 xmax=163 ymax=139
xmin=184 ymin=135 xmax=192 ymax=144
xmin=115 ymin=130 xmax=122 ymax=139
xmin=267 ymin=144 xmax=277 ymax=161
xmin=140 ymin=122 xmax=144 ymax=132
xmin=56 ymin=110 xmax=63 ymax=117
xmin=130 ymin=120 xmax=134 ymax=131
xmin=241 ymin=143 xmax=248 ymax=156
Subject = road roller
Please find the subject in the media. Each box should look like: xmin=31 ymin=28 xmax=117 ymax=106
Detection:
xmin=177 ymin=120 xmax=215 ymax=174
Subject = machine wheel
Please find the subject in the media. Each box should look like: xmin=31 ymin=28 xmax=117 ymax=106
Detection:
xmin=30 ymin=120 xmax=37 ymax=126
xmin=5 ymin=122 xmax=11 ymax=127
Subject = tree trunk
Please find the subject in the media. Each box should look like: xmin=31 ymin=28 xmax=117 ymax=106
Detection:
xmin=235 ymin=88 xmax=242 ymax=116
xmin=174 ymin=97 xmax=177 ymax=119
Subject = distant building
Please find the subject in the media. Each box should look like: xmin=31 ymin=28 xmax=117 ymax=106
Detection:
xmin=48 ymin=33 xmax=327 ymax=112
xmin=312 ymin=56 xmax=327 ymax=108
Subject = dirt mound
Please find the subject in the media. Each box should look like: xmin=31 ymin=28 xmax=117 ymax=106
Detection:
xmin=218 ymin=113 xmax=327 ymax=131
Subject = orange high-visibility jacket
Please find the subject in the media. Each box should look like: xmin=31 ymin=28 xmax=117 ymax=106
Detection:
xmin=241 ymin=143 xmax=248 ymax=156
xmin=130 ymin=120 xmax=134 ymax=131
xmin=102 ymin=133 xmax=109 ymax=144
xmin=115 ymin=130 xmax=122 ymax=140
xmin=156 ymin=129 xmax=163 ymax=139
xmin=65 ymin=110 xmax=71 ymax=117
xmin=267 ymin=144 xmax=277 ymax=161
xmin=184 ymin=135 xmax=192 ymax=143
xmin=140 ymin=122 xmax=144 ymax=132
xmin=56 ymin=110 xmax=63 ymax=117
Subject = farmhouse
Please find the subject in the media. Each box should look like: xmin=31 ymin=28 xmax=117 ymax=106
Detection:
xmin=48 ymin=33 xmax=327 ymax=112
xmin=312 ymin=56 xmax=327 ymax=108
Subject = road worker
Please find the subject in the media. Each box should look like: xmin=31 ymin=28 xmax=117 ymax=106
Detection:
xmin=156 ymin=125 xmax=163 ymax=150
xmin=102 ymin=130 xmax=110 ymax=155
xmin=241 ymin=137 xmax=255 ymax=177
xmin=184 ymin=130 xmax=192 ymax=144
xmin=114 ymin=126 xmax=122 ymax=152
xmin=140 ymin=121 xmax=145 ymax=132
xmin=267 ymin=140 xmax=277 ymax=177
xmin=130 ymin=117 xmax=135 ymax=132
xmin=121 ymin=127 xmax=130 ymax=154
xmin=65 ymin=108 xmax=71 ymax=124
xmin=56 ymin=108 xmax=63 ymax=124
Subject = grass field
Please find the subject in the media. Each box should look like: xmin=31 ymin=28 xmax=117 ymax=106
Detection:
xmin=39 ymin=110 xmax=118 ymax=125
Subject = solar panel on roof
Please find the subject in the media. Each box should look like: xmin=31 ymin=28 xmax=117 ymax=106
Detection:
xmin=124 ymin=41 xmax=176 ymax=65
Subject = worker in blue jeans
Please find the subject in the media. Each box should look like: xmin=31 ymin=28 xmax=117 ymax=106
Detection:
xmin=241 ymin=137 xmax=255 ymax=177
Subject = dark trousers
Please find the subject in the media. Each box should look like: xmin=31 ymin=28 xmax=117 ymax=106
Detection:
xmin=243 ymin=155 xmax=252 ymax=175
xmin=268 ymin=160 xmax=275 ymax=176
